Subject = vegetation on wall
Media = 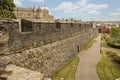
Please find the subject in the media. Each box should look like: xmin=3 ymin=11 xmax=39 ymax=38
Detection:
xmin=0 ymin=0 xmax=16 ymax=19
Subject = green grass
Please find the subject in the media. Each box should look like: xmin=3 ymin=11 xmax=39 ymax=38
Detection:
xmin=83 ymin=34 xmax=99 ymax=50
xmin=97 ymin=50 xmax=120 ymax=80
xmin=83 ymin=39 xmax=96 ymax=50
xmin=52 ymin=56 xmax=80 ymax=80
xmin=102 ymin=35 xmax=120 ymax=48
xmin=102 ymin=37 xmax=108 ymax=48
xmin=102 ymin=35 xmax=120 ymax=54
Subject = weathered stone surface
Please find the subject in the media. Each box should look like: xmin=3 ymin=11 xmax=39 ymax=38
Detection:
xmin=0 ymin=21 xmax=93 ymax=54
xmin=0 ymin=21 xmax=98 ymax=77
xmin=0 ymin=26 xmax=9 ymax=47
xmin=1 ymin=64 xmax=43 ymax=80
xmin=0 ymin=30 xmax=97 ymax=77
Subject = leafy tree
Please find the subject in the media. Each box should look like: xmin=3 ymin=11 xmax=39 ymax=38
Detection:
xmin=110 ymin=27 xmax=120 ymax=43
xmin=0 ymin=0 xmax=16 ymax=19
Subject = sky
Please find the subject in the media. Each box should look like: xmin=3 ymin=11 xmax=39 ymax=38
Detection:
xmin=14 ymin=0 xmax=120 ymax=21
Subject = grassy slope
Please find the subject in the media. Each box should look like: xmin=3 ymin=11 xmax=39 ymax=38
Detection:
xmin=52 ymin=56 xmax=80 ymax=80
xmin=83 ymin=34 xmax=98 ymax=50
xmin=97 ymin=51 xmax=120 ymax=80
xmin=83 ymin=39 xmax=96 ymax=50
xmin=102 ymin=37 xmax=108 ymax=48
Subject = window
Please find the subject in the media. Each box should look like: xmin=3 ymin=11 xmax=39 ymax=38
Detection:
xmin=56 ymin=22 xmax=61 ymax=30
xmin=77 ymin=45 xmax=80 ymax=52
xmin=71 ymin=23 xmax=73 ymax=28
xmin=21 ymin=19 xmax=33 ymax=32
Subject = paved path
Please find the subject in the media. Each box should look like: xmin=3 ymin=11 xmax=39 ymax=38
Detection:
xmin=75 ymin=35 xmax=102 ymax=80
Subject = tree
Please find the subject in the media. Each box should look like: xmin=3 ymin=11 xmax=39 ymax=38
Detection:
xmin=110 ymin=27 xmax=120 ymax=43
xmin=0 ymin=0 xmax=16 ymax=19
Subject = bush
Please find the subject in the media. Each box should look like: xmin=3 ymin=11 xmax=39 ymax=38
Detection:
xmin=106 ymin=51 xmax=120 ymax=64
xmin=112 ymin=55 xmax=120 ymax=64
xmin=107 ymin=42 xmax=120 ymax=49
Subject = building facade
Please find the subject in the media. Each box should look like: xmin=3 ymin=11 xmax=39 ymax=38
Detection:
xmin=99 ymin=27 xmax=109 ymax=33
xmin=14 ymin=7 xmax=54 ymax=21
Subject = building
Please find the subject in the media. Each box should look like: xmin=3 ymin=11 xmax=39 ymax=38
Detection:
xmin=99 ymin=27 xmax=109 ymax=33
xmin=14 ymin=7 xmax=54 ymax=21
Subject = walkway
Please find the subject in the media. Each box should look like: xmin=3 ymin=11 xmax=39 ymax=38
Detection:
xmin=75 ymin=35 xmax=102 ymax=80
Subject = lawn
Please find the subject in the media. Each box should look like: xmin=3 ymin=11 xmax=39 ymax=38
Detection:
xmin=97 ymin=50 xmax=120 ymax=80
xmin=83 ymin=34 xmax=98 ymax=50
xmin=102 ymin=37 xmax=108 ymax=48
xmin=83 ymin=39 xmax=96 ymax=50
xmin=52 ymin=56 xmax=80 ymax=80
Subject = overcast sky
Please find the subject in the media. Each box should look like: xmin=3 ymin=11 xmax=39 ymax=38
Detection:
xmin=14 ymin=0 xmax=120 ymax=21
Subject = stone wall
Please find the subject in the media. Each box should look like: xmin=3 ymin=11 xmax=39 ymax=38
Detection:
xmin=0 ymin=20 xmax=98 ymax=77
xmin=0 ymin=20 xmax=92 ymax=54
xmin=1 ymin=29 xmax=97 ymax=77
xmin=14 ymin=8 xmax=54 ymax=21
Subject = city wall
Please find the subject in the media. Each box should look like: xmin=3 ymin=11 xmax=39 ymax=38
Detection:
xmin=0 ymin=19 xmax=98 ymax=77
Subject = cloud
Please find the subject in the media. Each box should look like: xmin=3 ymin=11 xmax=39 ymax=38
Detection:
xmin=55 ymin=2 xmax=78 ymax=14
xmin=88 ymin=10 xmax=100 ymax=14
xmin=93 ymin=8 xmax=120 ymax=21
xmin=109 ymin=13 xmax=120 ymax=16
xmin=109 ymin=8 xmax=120 ymax=20
xmin=14 ymin=0 xmax=44 ymax=7
xmin=41 ymin=6 xmax=49 ymax=10
xmin=109 ymin=8 xmax=120 ymax=16
xmin=55 ymin=0 xmax=108 ymax=15
xmin=30 ymin=0 xmax=44 ymax=2
xmin=76 ymin=0 xmax=87 ymax=7
xmin=14 ymin=0 xmax=23 ymax=7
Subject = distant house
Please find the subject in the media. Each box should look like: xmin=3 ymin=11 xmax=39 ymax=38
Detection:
xmin=99 ymin=27 xmax=109 ymax=33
